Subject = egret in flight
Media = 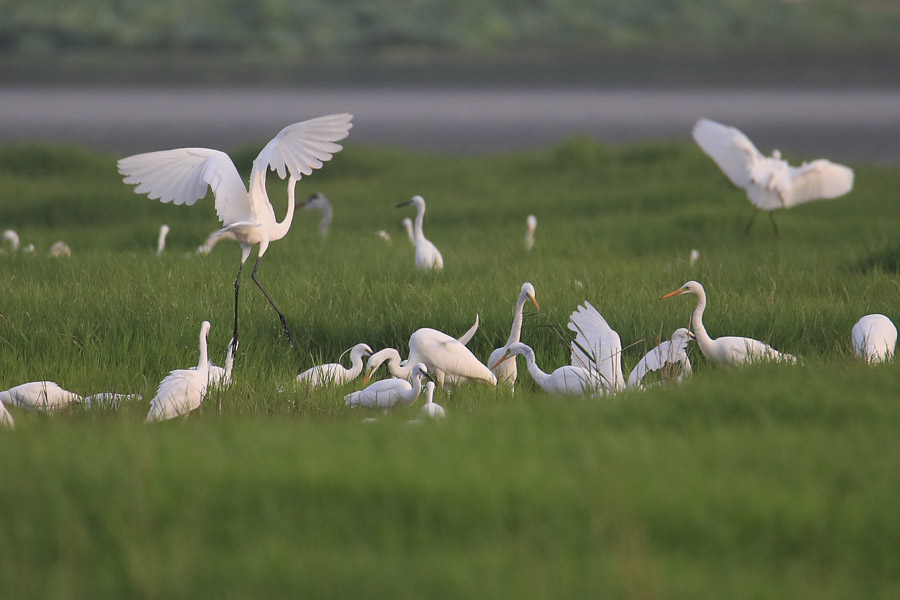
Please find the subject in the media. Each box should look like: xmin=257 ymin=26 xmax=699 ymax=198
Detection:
xmin=296 ymin=343 xmax=373 ymax=388
xmin=491 ymin=342 xmax=598 ymax=395
xmin=299 ymin=192 xmax=333 ymax=237
xmin=487 ymin=282 xmax=540 ymax=388
xmin=626 ymin=328 xmax=694 ymax=389
xmin=119 ymin=113 xmax=353 ymax=349
xmin=852 ymin=314 xmax=896 ymax=364
xmin=345 ymin=362 xmax=433 ymax=410
xmin=663 ymin=280 xmax=796 ymax=364
xmin=692 ymin=118 xmax=854 ymax=237
xmin=145 ymin=321 xmax=213 ymax=423
xmin=397 ymin=195 xmax=443 ymax=270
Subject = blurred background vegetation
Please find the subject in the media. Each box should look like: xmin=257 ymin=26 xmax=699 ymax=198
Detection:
xmin=1 ymin=0 xmax=899 ymax=85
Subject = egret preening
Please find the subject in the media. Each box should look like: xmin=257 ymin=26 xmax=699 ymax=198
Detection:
xmin=525 ymin=215 xmax=537 ymax=251
xmin=568 ymin=301 xmax=626 ymax=393
xmin=157 ymin=224 xmax=170 ymax=255
xmin=145 ymin=321 xmax=214 ymax=423
xmin=299 ymin=192 xmax=333 ymax=237
xmin=119 ymin=113 xmax=354 ymax=349
xmin=397 ymin=195 xmax=443 ymax=270
xmin=487 ymin=282 xmax=540 ymax=388
xmin=0 ymin=400 xmax=13 ymax=429
xmin=297 ymin=343 xmax=373 ymax=388
xmin=663 ymin=280 xmax=797 ymax=365
xmin=692 ymin=118 xmax=854 ymax=237
xmin=852 ymin=314 xmax=897 ymax=364
xmin=627 ymin=328 xmax=694 ymax=389
xmin=0 ymin=381 xmax=81 ymax=411
xmin=491 ymin=342 xmax=598 ymax=395
xmin=402 ymin=218 xmax=415 ymax=245
xmin=345 ymin=362 xmax=433 ymax=410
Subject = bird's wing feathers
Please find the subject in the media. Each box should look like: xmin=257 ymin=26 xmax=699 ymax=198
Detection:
xmin=626 ymin=336 xmax=690 ymax=387
xmin=784 ymin=160 xmax=854 ymax=207
xmin=251 ymin=113 xmax=353 ymax=181
xmin=692 ymin=118 xmax=762 ymax=188
xmin=568 ymin=301 xmax=624 ymax=390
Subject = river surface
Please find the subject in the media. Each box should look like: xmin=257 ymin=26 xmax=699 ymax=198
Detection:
xmin=1 ymin=87 xmax=899 ymax=163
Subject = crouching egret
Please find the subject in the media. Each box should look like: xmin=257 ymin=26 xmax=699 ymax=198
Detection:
xmin=397 ymin=195 xmax=443 ymax=270
xmin=852 ymin=314 xmax=897 ymax=364
xmin=119 ymin=113 xmax=353 ymax=350
xmin=345 ymin=363 xmax=433 ymax=410
xmin=692 ymin=118 xmax=854 ymax=237
xmin=487 ymin=282 xmax=540 ymax=388
xmin=568 ymin=301 xmax=626 ymax=393
xmin=663 ymin=280 xmax=796 ymax=364
xmin=145 ymin=321 xmax=214 ymax=423
xmin=299 ymin=192 xmax=333 ymax=236
xmin=0 ymin=381 xmax=81 ymax=411
xmin=297 ymin=343 xmax=373 ymax=388
xmin=491 ymin=342 xmax=598 ymax=395
xmin=627 ymin=328 xmax=694 ymax=389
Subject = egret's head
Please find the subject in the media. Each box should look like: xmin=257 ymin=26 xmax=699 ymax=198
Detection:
xmin=671 ymin=328 xmax=695 ymax=343
xmin=396 ymin=195 xmax=425 ymax=210
xmin=526 ymin=214 xmax=537 ymax=233
xmin=411 ymin=362 xmax=434 ymax=383
xmin=352 ymin=343 xmax=374 ymax=358
xmin=489 ymin=342 xmax=529 ymax=370
xmin=662 ymin=281 xmax=703 ymax=300
xmin=522 ymin=282 xmax=539 ymax=311
xmin=301 ymin=193 xmax=328 ymax=211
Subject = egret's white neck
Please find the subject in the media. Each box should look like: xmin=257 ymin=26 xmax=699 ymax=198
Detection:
xmin=689 ymin=288 xmax=716 ymax=355
xmin=198 ymin=328 xmax=210 ymax=371
xmin=413 ymin=202 xmax=426 ymax=241
xmin=506 ymin=291 xmax=530 ymax=347
xmin=347 ymin=350 xmax=367 ymax=378
xmin=272 ymin=177 xmax=298 ymax=241
xmin=520 ymin=347 xmax=551 ymax=389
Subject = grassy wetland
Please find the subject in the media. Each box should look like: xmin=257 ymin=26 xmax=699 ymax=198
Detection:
xmin=1 ymin=138 xmax=899 ymax=598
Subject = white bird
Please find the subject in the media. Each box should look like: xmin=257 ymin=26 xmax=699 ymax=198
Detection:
xmin=402 ymin=218 xmax=415 ymax=245
xmin=568 ymin=301 xmax=626 ymax=392
xmin=376 ymin=230 xmax=392 ymax=244
xmin=627 ymin=328 xmax=694 ymax=389
xmin=491 ymin=342 xmax=598 ymax=395
xmin=207 ymin=335 xmax=237 ymax=389
xmin=0 ymin=381 xmax=81 ymax=411
xmin=297 ymin=343 xmax=373 ymax=388
xmin=692 ymin=118 xmax=854 ymax=236
xmin=663 ymin=280 xmax=797 ymax=365
xmin=119 ymin=113 xmax=353 ymax=349
xmin=419 ymin=381 xmax=445 ymax=419
xmin=345 ymin=362 xmax=432 ymax=410
xmin=145 ymin=321 xmax=213 ymax=423
xmin=1 ymin=229 xmax=20 ymax=253
xmin=299 ymin=192 xmax=333 ymax=236
xmin=487 ymin=282 xmax=540 ymax=388
xmin=48 ymin=241 xmax=71 ymax=257
xmin=852 ymin=314 xmax=897 ymax=364
xmin=525 ymin=214 xmax=537 ymax=251
xmin=397 ymin=195 xmax=443 ymax=270
xmin=0 ymin=400 xmax=13 ymax=429
xmin=689 ymin=249 xmax=700 ymax=266
xmin=196 ymin=229 xmax=237 ymax=254
xmin=157 ymin=224 xmax=170 ymax=255
xmin=81 ymin=393 xmax=143 ymax=410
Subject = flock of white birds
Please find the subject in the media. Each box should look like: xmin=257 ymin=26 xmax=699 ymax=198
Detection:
xmin=0 ymin=115 xmax=895 ymax=430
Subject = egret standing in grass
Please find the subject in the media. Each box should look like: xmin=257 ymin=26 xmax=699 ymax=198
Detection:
xmin=299 ymin=192 xmax=333 ymax=237
xmin=663 ymin=280 xmax=796 ymax=364
xmin=145 ymin=321 xmax=214 ymax=423
xmin=397 ymin=195 xmax=443 ymax=270
xmin=1 ymin=229 xmax=19 ymax=253
xmin=119 ymin=114 xmax=353 ymax=349
xmin=345 ymin=362 xmax=433 ymax=410
xmin=402 ymin=217 xmax=415 ymax=245
xmin=487 ymin=282 xmax=540 ymax=388
xmin=692 ymin=118 xmax=854 ymax=237
xmin=297 ymin=343 xmax=373 ymax=388
xmin=491 ymin=342 xmax=598 ymax=396
xmin=525 ymin=214 xmax=537 ymax=250
xmin=852 ymin=314 xmax=897 ymax=364
xmin=157 ymin=224 xmax=170 ymax=255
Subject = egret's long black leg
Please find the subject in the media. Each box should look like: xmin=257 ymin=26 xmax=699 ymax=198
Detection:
xmin=232 ymin=262 xmax=245 ymax=355
xmin=744 ymin=210 xmax=758 ymax=235
xmin=250 ymin=256 xmax=294 ymax=347
xmin=768 ymin=212 xmax=779 ymax=239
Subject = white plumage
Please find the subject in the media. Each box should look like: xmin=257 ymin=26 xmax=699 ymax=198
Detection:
xmin=345 ymin=363 xmax=431 ymax=410
xmin=0 ymin=400 xmax=13 ymax=429
xmin=852 ymin=314 xmax=897 ymax=364
xmin=491 ymin=342 xmax=599 ymax=395
xmin=397 ymin=195 xmax=443 ymax=270
xmin=568 ymin=301 xmax=625 ymax=392
xmin=487 ymin=282 xmax=540 ymax=388
xmin=157 ymin=224 xmax=170 ymax=255
xmin=297 ymin=343 xmax=373 ymax=388
xmin=627 ymin=328 xmax=694 ymax=388
xmin=0 ymin=381 xmax=81 ymax=411
xmin=145 ymin=321 xmax=214 ymax=423
xmin=300 ymin=192 xmax=333 ymax=236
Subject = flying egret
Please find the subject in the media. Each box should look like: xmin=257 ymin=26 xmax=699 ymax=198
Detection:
xmin=145 ymin=321 xmax=213 ymax=423
xmin=402 ymin=218 xmax=415 ymax=245
xmin=692 ymin=118 xmax=854 ymax=237
xmin=491 ymin=342 xmax=599 ymax=395
xmin=0 ymin=381 xmax=81 ymax=411
xmin=568 ymin=301 xmax=626 ymax=393
xmin=297 ymin=343 xmax=373 ymax=388
xmin=525 ymin=215 xmax=537 ymax=251
xmin=487 ymin=282 xmax=540 ymax=388
xmin=345 ymin=362 xmax=433 ymax=410
xmin=852 ymin=314 xmax=897 ymax=364
xmin=0 ymin=400 xmax=13 ymax=429
xmin=119 ymin=113 xmax=353 ymax=349
xmin=663 ymin=280 xmax=796 ymax=364
xmin=299 ymin=192 xmax=333 ymax=237
xmin=627 ymin=328 xmax=694 ymax=389
xmin=157 ymin=224 xmax=170 ymax=255
xmin=397 ymin=195 xmax=443 ymax=270
xmin=48 ymin=241 xmax=71 ymax=257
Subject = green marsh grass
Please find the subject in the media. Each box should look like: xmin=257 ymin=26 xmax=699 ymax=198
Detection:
xmin=1 ymin=139 xmax=899 ymax=598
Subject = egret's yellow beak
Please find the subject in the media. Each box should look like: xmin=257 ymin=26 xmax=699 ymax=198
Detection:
xmin=362 ymin=370 xmax=374 ymax=386
xmin=489 ymin=350 xmax=514 ymax=371
xmin=528 ymin=294 xmax=540 ymax=311
xmin=662 ymin=287 xmax=686 ymax=300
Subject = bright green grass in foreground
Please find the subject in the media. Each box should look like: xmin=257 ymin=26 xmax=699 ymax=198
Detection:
xmin=0 ymin=140 xmax=899 ymax=598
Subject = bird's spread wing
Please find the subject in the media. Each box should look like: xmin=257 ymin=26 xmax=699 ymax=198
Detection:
xmin=568 ymin=301 xmax=624 ymax=390
xmin=692 ymin=118 xmax=762 ymax=188
xmin=626 ymin=336 xmax=690 ymax=388
xmin=784 ymin=160 xmax=854 ymax=208
xmin=118 ymin=149 xmax=251 ymax=225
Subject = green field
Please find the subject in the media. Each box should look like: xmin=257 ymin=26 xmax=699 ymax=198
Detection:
xmin=1 ymin=138 xmax=899 ymax=598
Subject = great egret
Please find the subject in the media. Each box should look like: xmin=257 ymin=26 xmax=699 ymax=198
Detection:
xmin=0 ymin=400 xmax=13 ymax=429
xmin=402 ymin=218 xmax=415 ymax=245
xmin=157 ymin=224 xmax=170 ymax=255
xmin=299 ymin=192 xmax=333 ymax=236
xmin=852 ymin=314 xmax=897 ymax=364
xmin=568 ymin=301 xmax=626 ymax=392
xmin=119 ymin=113 xmax=353 ymax=349
xmin=525 ymin=215 xmax=537 ymax=251
xmin=145 ymin=320 xmax=213 ymax=423
xmin=491 ymin=342 xmax=598 ymax=395
xmin=345 ymin=362 xmax=432 ymax=410
xmin=397 ymin=195 xmax=443 ymax=270
xmin=663 ymin=280 xmax=796 ymax=364
xmin=487 ymin=282 xmax=540 ymax=388
xmin=692 ymin=118 xmax=854 ymax=237
xmin=296 ymin=343 xmax=373 ymax=388
xmin=1 ymin=229 xmax=19 ymax=252
xmin=48 ymin=241 xmax=71 ymax=257
xmin=626 ymin=328 xmax=694 ymax=389
xmin=0 ymin=381 xmax=81 ymax=411
xmin=419 ymin=381 xmax=445 ymax=418
xmin=689 ymin=249 xmax=700 ymax=266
